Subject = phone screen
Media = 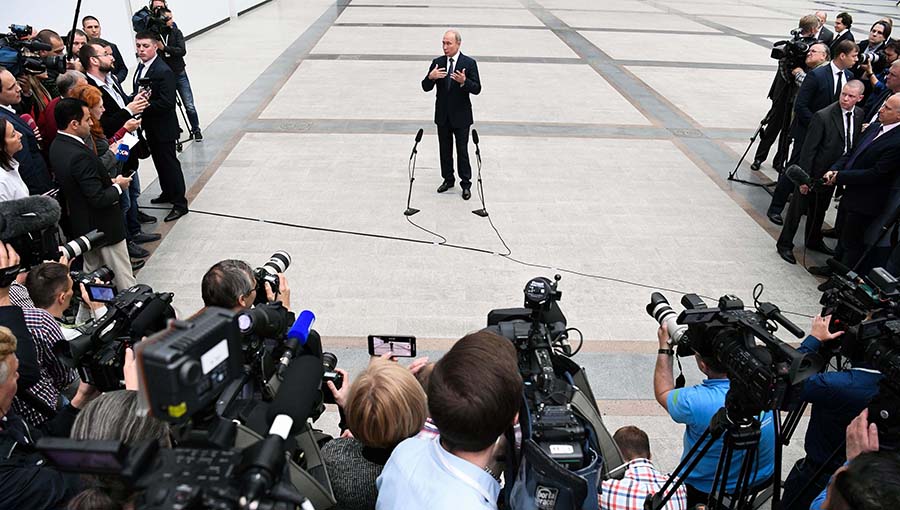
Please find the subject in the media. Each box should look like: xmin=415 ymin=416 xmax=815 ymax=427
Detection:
xmin=368 ymin=335 xmax=416 ymax=357
xmin=86 ymin=284 xmax=116 ymax=303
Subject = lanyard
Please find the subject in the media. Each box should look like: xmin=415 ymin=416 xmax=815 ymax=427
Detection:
xmin=432 ymin=440 xmax=495 ymax=505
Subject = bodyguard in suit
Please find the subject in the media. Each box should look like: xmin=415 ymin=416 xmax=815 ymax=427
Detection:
xmin=829 ymin=13 xmax=855 ymax=56
xmin=134 ymin=31 xmax=188 ymax=222
xmin=767 ymin=40 xmax=858 ymax=224
xmin=422 ymin=29 xmax=481 ymax=200
xmin=777 ymin=81 xmax=865 ymax=264
xmin=823 ymin=94 xmax=900 ymax=273
xmin=815 ymin=11 xmax=834 ymax=45
xmin=49 ymin=98 xmax=135 ymax=291
xmin=0 ymin=67 xmax=54 ymax=195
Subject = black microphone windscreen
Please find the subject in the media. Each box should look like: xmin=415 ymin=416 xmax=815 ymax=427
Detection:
xmin=472 ymin=129 xmax=479 ymax=144
xmin=301 ymin=330 xmax=323 ymax=359
xmin=265 ymin=355 xmax=324 ymax=432
xmin=415 ymin=128 xmax=424 ymax=143
xmin=784 ymin=165 xmax=812 ymax=187
xmin=826 ymin=257 xmax=854 ymax=277
xmin=0 ymin=196 xmax=61 ymax=240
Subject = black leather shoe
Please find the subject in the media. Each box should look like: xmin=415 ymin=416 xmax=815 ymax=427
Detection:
xmin=808 ymin=265 xmax=833 ymax=277
xmin=133 ymin=232 xmax=161 ymax=244
xmin=131 ymin=259 xmax=146 ymax=271
xmin=777 ymin=247 xmax=796 ymax=264
xmin=807 ymin=242 xmax=835 ymax=256
xmin=436 ymin=181 xmax=454 ymax=193
xmin=767 ymin=212 xmax=784 ymax=226
xmin=821 ymin=228 xmax=839 ymax=239
xmin=193 ymin=129 xmax=203 ymax=142
xmin=462 ymin=189 xmax=471 ymax=200
xmin=750 ymin=160 xmax=762 ymax=171
xmin=128 ymin=241 xmax=150 ymax=259
xmin=137 ymin=210 xmax=157 ymax=224
xmin=150 ymin=195 xmax=172 ymax=204
xmin=164 ymin=208 xmax=188 ymax=222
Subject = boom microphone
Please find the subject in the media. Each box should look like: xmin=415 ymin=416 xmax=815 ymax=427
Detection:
xmin=0 ymin=196 xmax=61 ymax=240
xmin=784 ymin=164 xmax=823 ymax=188
xmin=265 ymin=354 xmax=324 ymax=438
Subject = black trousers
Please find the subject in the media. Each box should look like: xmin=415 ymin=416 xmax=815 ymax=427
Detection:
xmin=754 ymin=97 xmax=791 ymax=169
xmin=781 ymin=458 xmax=833 ymax=510
xmin=148 ymin=139 xmax=187 ymax=211
xmin=777 ymin=185 xmax=834 ymax=250
xmin=437 ymin=123 xmax=472 ymax=189
xmin=839 ymin=210 xmax=877 ymax=273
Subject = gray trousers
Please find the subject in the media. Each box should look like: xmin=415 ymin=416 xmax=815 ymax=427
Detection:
xmin=83 ymin=240 xmax=136 ymax=292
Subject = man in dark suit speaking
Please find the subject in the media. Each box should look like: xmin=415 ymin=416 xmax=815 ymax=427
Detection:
xmin=422 ymin=29 xmax=481 ymax=201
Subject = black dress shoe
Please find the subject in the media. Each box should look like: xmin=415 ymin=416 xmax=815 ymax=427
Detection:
xmin=777 ymin=247 xmax=796 ymax=264
xmin=806 ymin=242 xmax=835 ymax=256
xmin=128 ymin=241 xmax=150 ymax=259
xmin=164 ymin=208 xmax=188 ymax=222
xmin=821 ymin=228 xmax=839 ymax=239
xmin=767 ymin=212 xmax=784 ymax=226
xmin=436 ymin=181 xmax=454 ymax=193
xmin=808 ymin=265 xmax=834 ymax=277
xmin=137 ymin=210 xmax=157 ymax=224
xmin=750 ymin=160 xmax=762 ymax=171
xmin=131 ymin=259 xmax=146 ymax=271
xmin=133 ymin=232 xmax=162 ymax=244
xmin=150 ymin=195 xmax=172 ymax=204
xmin=462 ymin=189 xmax=471 ymax=200
xmin=193 ymin=129 xmax=203 ymax=142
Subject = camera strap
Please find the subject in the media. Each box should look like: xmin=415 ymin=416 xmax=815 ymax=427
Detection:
xmin=432 ymin=440 xmax=496 ymax=504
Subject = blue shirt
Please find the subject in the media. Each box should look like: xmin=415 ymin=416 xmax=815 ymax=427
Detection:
xmin=376 ymin=436 xmax=499 ymax=510
xmin=667 ymin=379 xmax=775 ymax=493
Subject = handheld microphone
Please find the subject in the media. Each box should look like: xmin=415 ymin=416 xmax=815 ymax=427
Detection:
xmin=277 ymin=310 xmax=316 ymax=378
xmin=0 ymin=196 xmax=62 ymax=240
xmin=115 ymin=143 xmax=130 ymax=163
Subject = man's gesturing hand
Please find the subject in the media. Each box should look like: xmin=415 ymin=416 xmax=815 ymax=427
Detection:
xmin=451 ymin=68 xmax=466 ymax=84
xmin=428 ymin=64 xmax=447 ymax=81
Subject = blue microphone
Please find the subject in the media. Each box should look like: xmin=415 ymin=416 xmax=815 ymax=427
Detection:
xmin=277 ymin=310 xmax=316 ymax=378
xmin=115 ymin=143 xmax=130 ymax=163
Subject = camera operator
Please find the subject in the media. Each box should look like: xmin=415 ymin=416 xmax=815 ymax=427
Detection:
xmin=809 ymin=410 xmax=900 ymax=510
xmin=49 ymin=98 xmax=135 ymax=292
xmin=200 ymin=259 xmax=291 ymax=311
xmin=0 ymin=66 xmax=54 ymax=195
xmin=81 ymin=16 xmax=128 ymax=85
xmin=767 ymin=40 xmax=858 ymax=225
xmin=32 ymin=29 xmax=65 ymax=100
xmin=377 ymin=331 xmax=521 ymax=510
xmin=322 ymin=357 xmax=427 ymax=510
xmin=155 ymin=7 xmax=203 ymax=141
xmin=653 ymin=325 xmax=775 ymax=506
xmin=830 ymin=13 xmax=854 ymax=55
xmin=751 ymin=14 xmax=818 ymax=175
xmin=132 ymin=31 xmax=188 ymax=222
xmin=0 ymin=325 xmax=102 ymax=510
xmin=781 ymin=315 xmax=882 ymax=510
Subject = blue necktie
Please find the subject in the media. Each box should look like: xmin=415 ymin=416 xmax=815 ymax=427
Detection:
xmin=843 ymin=122 xmax=881 ymax=170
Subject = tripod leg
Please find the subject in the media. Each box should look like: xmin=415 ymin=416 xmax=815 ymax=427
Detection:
xmin=650 ymin=426 xmax=722 ymax=510
xmin=711 ymin=438 xmax=736 ymax=509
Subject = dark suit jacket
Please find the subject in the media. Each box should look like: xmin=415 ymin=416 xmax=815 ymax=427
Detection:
xmin=863 ymin=88 xmax=893 ymax=123
xmin=0 ymin=107 xmax=53 ymax=194
xmin=422 ymin=53 xmax=481 ymax=128
xmin=833 ymin=123 xmax=900 ymax=216
xmin=110 ymin=43 xmax=129 ymax=85
xmin=798 ymin=102 xmax=863 ymax=179
xmin=134 ymin=57 xmax=179 ymax=142
xmin=818 ymin=26 xmax=834 ymax=45
xmin=87 ymin=74 xmax=133 ymax=140
xmin=792 ymin=64 xmax=853 ymax=140
xmin=830 ymin=30 xmax=855 ymax=55
xmin=49 ymin=134 xmax=126 ymax=244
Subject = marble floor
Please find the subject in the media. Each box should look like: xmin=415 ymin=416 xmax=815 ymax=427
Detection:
xmin=131 ymin=0 xmax=899 ymax=474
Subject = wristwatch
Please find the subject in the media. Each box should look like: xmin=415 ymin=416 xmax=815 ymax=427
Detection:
xmin=658 ymin=348 xmax=674 ymax=356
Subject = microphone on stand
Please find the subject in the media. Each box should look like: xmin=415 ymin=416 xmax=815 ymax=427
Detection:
xmin=471 ymin=129 xmax=488 ymax=218
xmin=405 ymin=129 xmax=424 ymax=217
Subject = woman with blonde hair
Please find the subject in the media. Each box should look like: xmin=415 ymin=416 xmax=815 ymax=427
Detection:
xmin=322 ymin=358 xmax=428 ymax=510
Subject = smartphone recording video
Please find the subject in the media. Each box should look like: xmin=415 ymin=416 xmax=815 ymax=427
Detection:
xmin=368 ymin=335 xmax=416 ymax=357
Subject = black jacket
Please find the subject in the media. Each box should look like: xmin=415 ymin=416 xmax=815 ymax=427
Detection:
xmin=792 ymin=64 xmax=852 ymax=140
xmin=834 ymin=122 xmax=900 ymax=216
xmin=0 ymin=306 xmax=40 ymax=391
xmin=109 ymin=43 xmax=129 ymax=85
xmin=49 ymin=134 xmax=127 ymax=244
xmin=159 ymin=26 xmax=187 ymax=74
xmin=798 ymin=102 xmax=863 ymax=179
xmin=0 ymin=107 xmax=53 ymax=194
xmin=817 ymin=26 xmax=834 ymax=45
xmin=829 ymin=30 xmax=855 ymax=55
xmin=422 ymin=53 xmax=481 ymax=128
xmin=87 ymin=74 xmax=133 ymax=140
xmin=134 ymin=57 xmax=180 ymax=142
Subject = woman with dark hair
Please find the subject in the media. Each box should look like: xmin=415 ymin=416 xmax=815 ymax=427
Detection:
xmin=0 ymin=117 xmax=27 ymax=201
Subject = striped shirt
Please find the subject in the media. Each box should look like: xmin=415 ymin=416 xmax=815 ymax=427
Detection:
xmin=600 ymin=459 xmax=687 ymax=510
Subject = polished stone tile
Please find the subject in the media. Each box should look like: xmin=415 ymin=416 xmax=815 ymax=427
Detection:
xmin=336 ymin=6 xmax=544 ymax=26
xmin=553 ymin=10 xmax=718 ymax=32
xmin=581 ymin=31 xmax=774 ymax=65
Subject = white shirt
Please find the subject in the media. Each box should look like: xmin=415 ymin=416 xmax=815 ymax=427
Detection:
xmin=87 ymin=72 xmax=128 ymax=110
xmin=875 ymin=121 xmax=900 ymax=140
xmin=830 ymin=61 xmax=845 ymax=95
xmin=135 ymin=55 xmax=157 ymax=83
xmin=0 ymin=104 xmax=14 ymax=115
xmin=447 ymin=51 xmax=460 ymax=71
xmin=0 ymin=159 xmax=29 ymax=201
xmin=835 ymin=28 xmax=849 ymax=38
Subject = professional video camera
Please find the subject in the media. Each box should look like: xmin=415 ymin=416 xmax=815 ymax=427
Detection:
xmin=771 ymin=28 xmax=815 ymax=82
xmin=132 ymin=5 xmax=170 ymax=35
xmin=852 ymin=317 xmax=900 ymax=449
xmin=254 ymin=251 xmax=291 ymax=305
xmin=55 ymin=284 xmax=174 ymax=391
xmin=0 ymin=24 xmax=67 ymax=77
xmin=488 ymin=275 xmax=621 ymax=510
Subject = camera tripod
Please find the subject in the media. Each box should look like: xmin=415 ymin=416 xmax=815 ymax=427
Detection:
xmin=646 ymin=405 xmax=778 ymax=510
xmin=174 ymin=89 xmax=195 ymax=152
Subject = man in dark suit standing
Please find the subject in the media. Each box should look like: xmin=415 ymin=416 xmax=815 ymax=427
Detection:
xmin=777 ymin=80 xmax=865 ymax=264
xmin=0 ymin=68 xmax=54 ymax=195
xmin=767 ymin=40 xmax=858 ymax=225
xmin=49 ymin=98 xmax=135 ymax=291
xmin=815 ymin=11 xmax=834 ymax=45
xmin=830 ymin=13 xmax=854 ymax=56
xmin=422 ymin=29 xmax=481 ymax=201
xmin=822 ymin=94 xmax=900 ymax=273
xmin=81 ymin=15 xmax=129 ymax=84
xmin=134 ymin=31 xmax=188 ymax=222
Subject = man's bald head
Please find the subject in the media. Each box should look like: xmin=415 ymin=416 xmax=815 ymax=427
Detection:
xmin=879 ymin=94 xmax=900 ymax=125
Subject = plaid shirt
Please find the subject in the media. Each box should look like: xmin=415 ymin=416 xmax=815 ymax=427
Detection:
xmin=600 ymin=459 xmax=687 ymax=510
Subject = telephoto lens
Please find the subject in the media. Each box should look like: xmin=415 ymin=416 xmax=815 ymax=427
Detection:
xmin=59 ymin=230 xmax=105 ymax=260
xmin=261 ymin=251 xmax=291 ymax=275
xmin=646 ymin=292 xmax=687 ymax=346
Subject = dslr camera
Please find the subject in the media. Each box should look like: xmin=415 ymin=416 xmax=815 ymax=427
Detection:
xmin=253 ymin=251 xmax=291 ymax=305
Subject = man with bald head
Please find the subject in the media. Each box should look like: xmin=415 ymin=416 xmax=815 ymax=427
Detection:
xmin=422 ymin=29 xmax=481 ymax=201
xmin=815 ymin=11 xmax=834 ymax=45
